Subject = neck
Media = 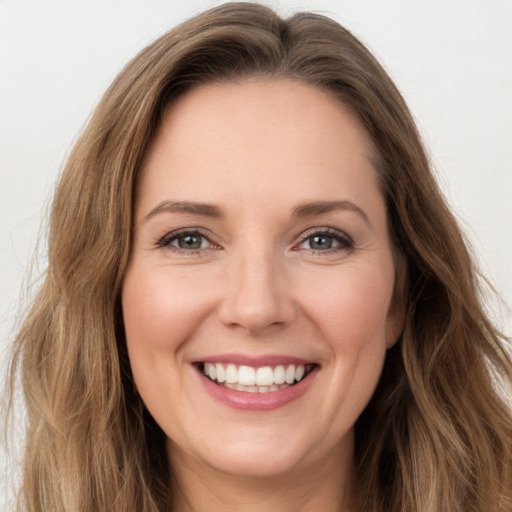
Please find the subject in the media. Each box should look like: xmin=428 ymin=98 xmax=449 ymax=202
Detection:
xmin=168 ymin=438 xmax=356 ymax=512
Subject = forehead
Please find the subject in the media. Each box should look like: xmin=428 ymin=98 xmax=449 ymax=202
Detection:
xmin=152 ymin=78 xmax=374 ymax=161
xmin=137 ymin=79 xmax=381 ymax=219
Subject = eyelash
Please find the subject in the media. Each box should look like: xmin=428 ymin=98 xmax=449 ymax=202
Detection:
xmin=295 ymin=227 xmax=354 ymax=254
xmin=155 ymin=227 xmax=354 ymax=255
xmin=155 ymin=228 xmax=219 ymax=255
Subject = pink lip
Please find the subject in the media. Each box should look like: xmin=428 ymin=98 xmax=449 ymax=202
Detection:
xmin=197 ymin=354 xmax=315 ymax=367
xmin=196 ymin=365 xmax=319 ymax=411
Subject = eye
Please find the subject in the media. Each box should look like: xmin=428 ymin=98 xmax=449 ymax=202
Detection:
xmin=172 ymin=232 xmax=209 ymax=250
xmin=297 ymin=228 xmax=353 ymax=253
xmin=305 ymin=234 xmax=336 ymax=250
xmin=157 ymin=229 xmax=219 ymax=253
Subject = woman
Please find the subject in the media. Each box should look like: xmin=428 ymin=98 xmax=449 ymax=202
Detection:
xmin=7 ymin=2 xmax=511 ymax=511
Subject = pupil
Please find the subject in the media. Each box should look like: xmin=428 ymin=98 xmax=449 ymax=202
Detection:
xmin=179 ymin=235 xmax=201 ymax=249
xmin=311 ymin=235 xmax=332 ymax=250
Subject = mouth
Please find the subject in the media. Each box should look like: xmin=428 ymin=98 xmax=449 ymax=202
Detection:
xmin=198 ymin=362 xmax=318 ymax=394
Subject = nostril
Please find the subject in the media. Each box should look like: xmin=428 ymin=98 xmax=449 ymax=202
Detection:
xmin=217 ymin=270 xmax=296 ymax=334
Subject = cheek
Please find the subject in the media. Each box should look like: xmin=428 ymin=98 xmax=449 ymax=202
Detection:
xmin=302 ymin=265 xmax=394 ymax=419
xmin=121 ymin=265 xmax=217 ymax=430
xmin=122 ymin=265 xmax=215 ymax=353
xmin=300 ymin=264 xmax=394 ymax=348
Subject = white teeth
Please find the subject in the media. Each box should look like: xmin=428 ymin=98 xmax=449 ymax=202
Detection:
xmin=285 ymin=365 xmax=296 ymax=384
xmin=238 ymin=365 xmax=256 ymax=386
xmin=215 ymin=363 xmax=226 ymax=383
xmin=225 ymin=364 xmax=238 ymax=384
xmin=218 ymin=381 xmax=293 ymax=393
xmin=202 ymin=362 xmax=312 ymax=392
xmin=273 ymin=365 xmax=286 ymax=385
xmin=256 ymin=366 xmax=274 ymax=386
xmin=295 ymin=365 xmax=305 ymax=382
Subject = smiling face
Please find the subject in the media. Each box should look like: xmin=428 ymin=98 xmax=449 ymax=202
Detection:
xmin=122 ymin=79 xmax=403 ymax=482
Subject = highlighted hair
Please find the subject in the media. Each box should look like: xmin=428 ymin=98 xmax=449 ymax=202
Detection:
xmin=7 ymin=3 xmax=511 ymax=511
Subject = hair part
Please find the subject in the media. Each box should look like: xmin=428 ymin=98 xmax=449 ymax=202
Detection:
xmin=8 ymin=3 xmax=511 ymax=511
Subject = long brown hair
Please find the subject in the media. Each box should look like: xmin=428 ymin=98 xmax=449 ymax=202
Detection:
xmin=7 ymin=2 xmax=511 ymax=511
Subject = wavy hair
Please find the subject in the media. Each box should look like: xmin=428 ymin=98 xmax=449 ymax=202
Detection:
xmin=7 ymin=2 xmax=511 ymax=511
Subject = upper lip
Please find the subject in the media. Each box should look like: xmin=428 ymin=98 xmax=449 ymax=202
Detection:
xmin=195 ymin=354 xmax=317 ymax=367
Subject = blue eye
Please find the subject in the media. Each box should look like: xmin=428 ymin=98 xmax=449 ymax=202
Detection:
xmin=157 ymin=230 xmax=215 ymax=252
xmin=298 ymin=229 xmax=353 ymax=252
xmin=171 ymin=233 xmax=208 ymax=250
xmin=307 ymin=234 xmax=336 ymax=250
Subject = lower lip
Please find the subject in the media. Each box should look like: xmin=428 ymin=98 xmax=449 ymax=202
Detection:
xmin=197 ymin=367 xmax=318 ymax=411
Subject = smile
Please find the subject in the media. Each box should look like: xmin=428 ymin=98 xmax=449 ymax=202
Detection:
xmin=201 ymin=363 xmax=316 ymax=393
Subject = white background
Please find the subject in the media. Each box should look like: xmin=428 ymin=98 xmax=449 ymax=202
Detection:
xmin=1 ymin=0 xmax=511 ymax=507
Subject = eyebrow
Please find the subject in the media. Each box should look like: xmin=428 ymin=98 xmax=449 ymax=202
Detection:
xmin=292 ymin=200 xmax=371 ymax=226
xmin=144 ymin=200 xmax=223 ymax=221
xmin=143 ymin=199 xmax=371 ymax=226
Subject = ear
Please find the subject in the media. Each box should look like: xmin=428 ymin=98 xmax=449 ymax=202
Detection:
xmin=385 ymin=267 xmax=406 ymax=349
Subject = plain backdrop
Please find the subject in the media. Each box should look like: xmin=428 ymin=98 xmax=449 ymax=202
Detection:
xmin=1 ymin=0 xmax=511 ymax=507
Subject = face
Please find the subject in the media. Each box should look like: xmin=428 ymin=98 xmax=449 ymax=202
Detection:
xmin=122 ymin=79 xmax=403 ymax=480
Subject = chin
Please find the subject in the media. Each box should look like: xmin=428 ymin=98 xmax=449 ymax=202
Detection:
xmin=169 ymin=422 xmax=346 ymax=481
xmin=203 ymin=444 xmax=309 ymax=479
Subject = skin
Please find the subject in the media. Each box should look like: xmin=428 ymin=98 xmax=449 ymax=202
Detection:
xmin=122 ymin=79 xmax=404 ymax=512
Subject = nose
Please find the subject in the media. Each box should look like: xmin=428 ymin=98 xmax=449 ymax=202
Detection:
xmin=218 ymin=247 xmax=296 ymax=335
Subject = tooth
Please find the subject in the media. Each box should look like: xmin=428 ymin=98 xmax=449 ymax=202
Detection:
xmin=215 ymin=363 xmax=226 ymax=383
xmin=256 ymin=366 xmax=274 ymax=386
xmin=295 ymin=365 xmax=305 ymax=382
xmin=273 ymin=365 xmax=285 ymax=385
xmin=285 ymin=365 xmax=296 ymax=384
xmin=238 ymin=365 xmax=256 ymax=386
xmin=204 ymin=362 xmax=312 ymax=390
xmin=225 ymin=364 xmax=238 ymax=383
